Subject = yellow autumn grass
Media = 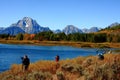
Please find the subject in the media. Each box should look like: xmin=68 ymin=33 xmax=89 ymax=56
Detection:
xmin=1 ymin=39 xmax=120 ymax=48
xmin=0 ymin=53 xmax=120 ymax=80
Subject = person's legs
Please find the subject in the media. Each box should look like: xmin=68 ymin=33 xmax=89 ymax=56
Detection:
xmin=25 ymin=65 xmax=29 ymax=71
xmin=22 ymin=65 xmax=25 ymax=72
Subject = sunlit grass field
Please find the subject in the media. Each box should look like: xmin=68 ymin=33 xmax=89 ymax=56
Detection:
xmin=0 ymin=39 xmax=120 ymax=48
xmin=0 ymin=53 xmax=120 ymax=80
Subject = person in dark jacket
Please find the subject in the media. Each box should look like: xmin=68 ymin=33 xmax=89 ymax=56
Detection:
xmin=98 ymin=53 xmax=104 ymax=60
xmin=21 ymin=55 xmax=30 ymax=71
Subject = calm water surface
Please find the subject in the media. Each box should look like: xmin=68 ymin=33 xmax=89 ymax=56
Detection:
xmin=0 ymin=43 xmax=98 ymax=72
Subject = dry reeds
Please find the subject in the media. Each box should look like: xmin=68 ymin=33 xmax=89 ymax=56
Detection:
xmin=0 ymin=53 xmax=120 ymax=80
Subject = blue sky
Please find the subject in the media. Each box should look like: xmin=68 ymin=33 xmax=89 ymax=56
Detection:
xmin=0 ymin=0 xmax=120 ymax=30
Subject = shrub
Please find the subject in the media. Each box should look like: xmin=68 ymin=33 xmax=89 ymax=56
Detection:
xmin=56 ymin=71 xmax=65 ymax=80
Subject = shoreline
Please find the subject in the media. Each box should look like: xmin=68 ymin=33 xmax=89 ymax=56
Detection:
xmin=0 ymin=40 xmax=120 ymax=48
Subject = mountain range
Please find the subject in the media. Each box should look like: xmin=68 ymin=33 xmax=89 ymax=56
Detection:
xmin=0 ymin=17 xmax=118 ymax=35
xmin=0 ymin=17 xmax=51 ymax=35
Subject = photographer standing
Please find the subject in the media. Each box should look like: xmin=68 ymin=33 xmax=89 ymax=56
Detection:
xmin=21 ymin=55 xmax=30 ymax=71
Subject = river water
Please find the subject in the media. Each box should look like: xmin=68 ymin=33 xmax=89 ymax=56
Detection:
xmin=0 ymin=43 xmax=100 ymax=72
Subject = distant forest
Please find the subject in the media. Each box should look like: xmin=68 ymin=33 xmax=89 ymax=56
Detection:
xmin=0 ymin=25 xmax=120 ymax=43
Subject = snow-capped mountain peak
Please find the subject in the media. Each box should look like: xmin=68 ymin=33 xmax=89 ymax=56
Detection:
xmin=10 ymin=17 xmax=50 ymax=34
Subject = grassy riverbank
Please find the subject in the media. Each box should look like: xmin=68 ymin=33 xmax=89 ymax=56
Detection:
xmin=0 ymin=39 xmax=120 ymax=48
xmin=0 ymin=53 xmax=120 ymax=80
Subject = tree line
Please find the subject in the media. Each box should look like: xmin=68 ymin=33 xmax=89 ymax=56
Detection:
xmin=0 ymin=31 xmax=120 ymax=43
